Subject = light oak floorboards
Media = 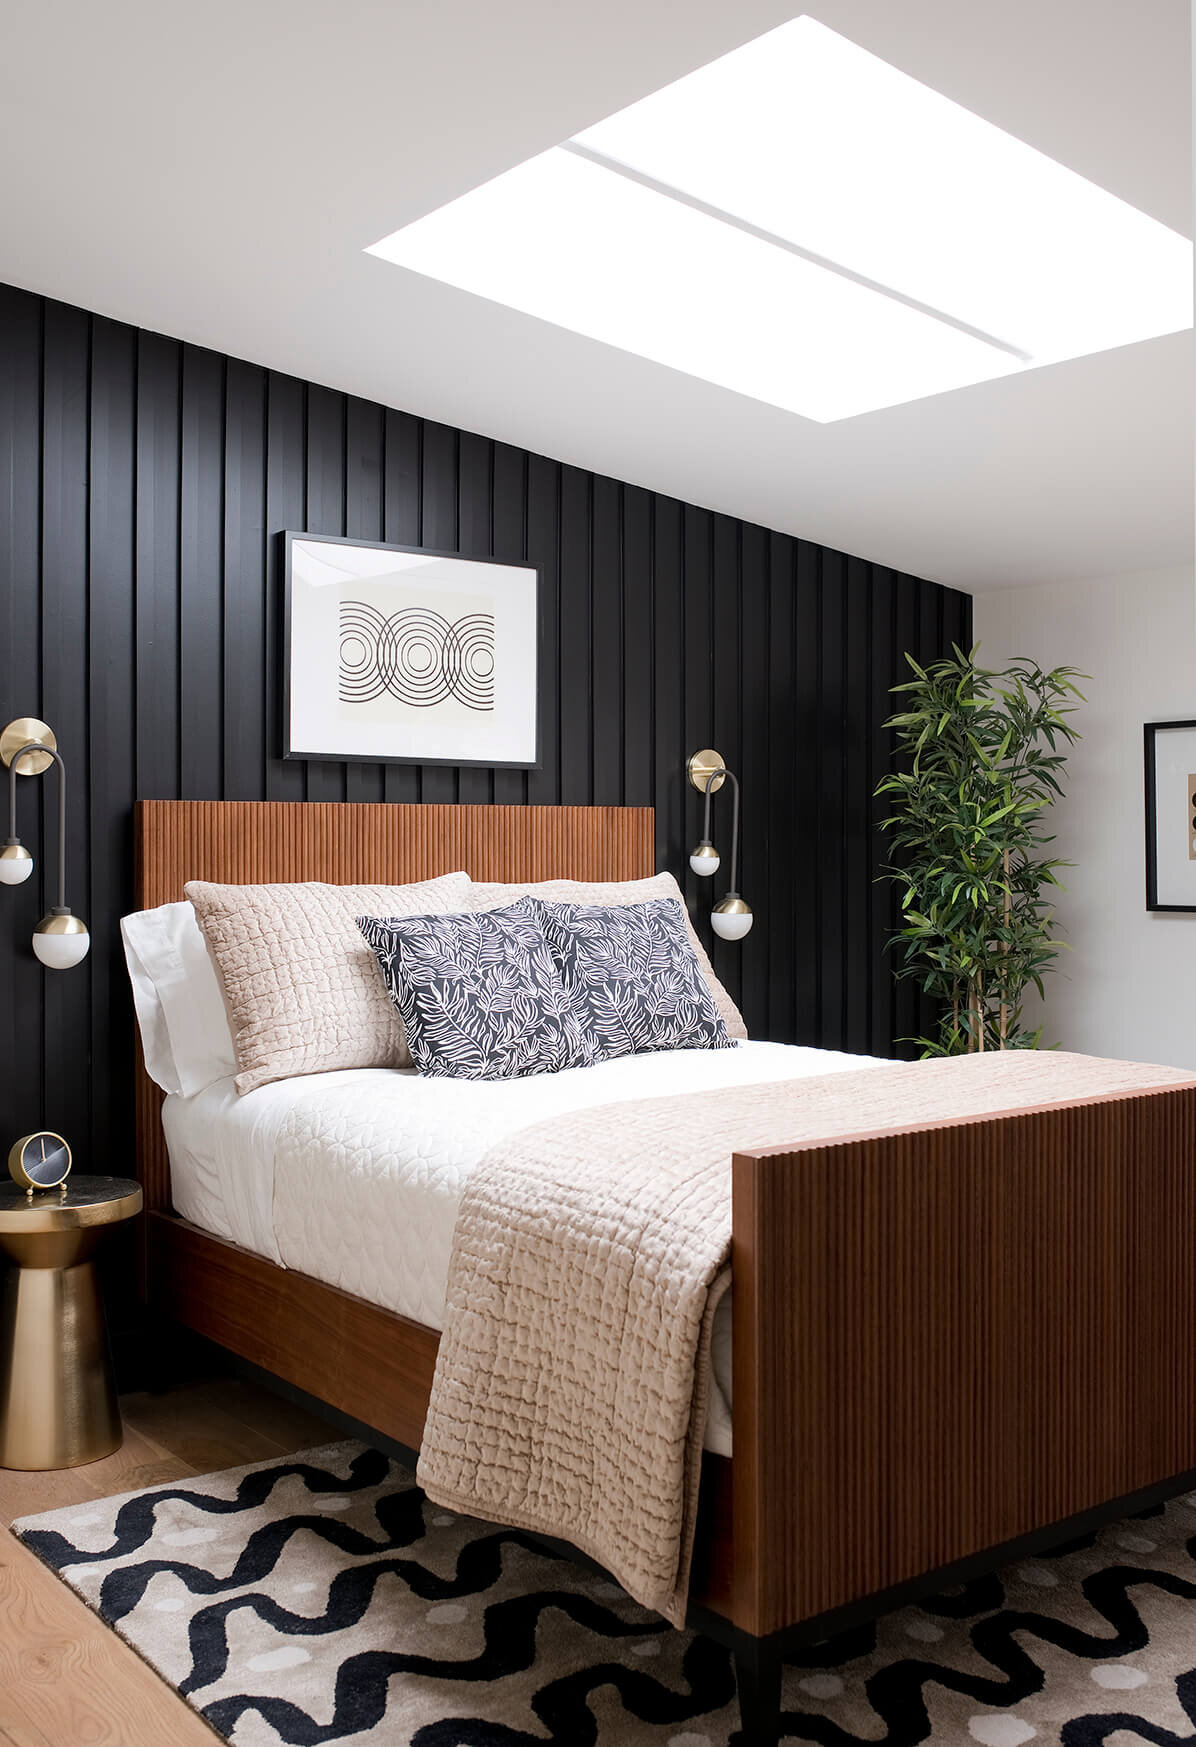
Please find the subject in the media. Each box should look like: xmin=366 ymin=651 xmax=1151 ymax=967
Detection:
xmin=0 ymin=1376 xmax=334 ymax=1747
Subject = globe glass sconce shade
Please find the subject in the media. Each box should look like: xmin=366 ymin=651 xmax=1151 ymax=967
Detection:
xmin=711 ymin=895 xmax=754 ymax=941
xmin=32 ymin=912 xmax=90 ymax=969
xmin=0 ymin=842 xmax=33 ymax=884
xmin=688 ymin=840 xmax=720 ymax=877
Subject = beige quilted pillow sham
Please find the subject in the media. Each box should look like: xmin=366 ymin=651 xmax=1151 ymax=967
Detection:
xmin=467 ymin=871 xmax=748 ymax=1041
xmin=186 ymin=872 xmax=473 ymax=1093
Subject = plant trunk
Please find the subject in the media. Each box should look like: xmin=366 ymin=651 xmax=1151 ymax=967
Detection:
xmin=969 ymin=975 xmax=985 ymax=1052
xmin=1000 ymin=848 xmax=1010 ymax=1049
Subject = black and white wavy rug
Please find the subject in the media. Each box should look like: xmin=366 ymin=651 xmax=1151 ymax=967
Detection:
xmin=15 ymin=1439 xmax=1196 ymax=1745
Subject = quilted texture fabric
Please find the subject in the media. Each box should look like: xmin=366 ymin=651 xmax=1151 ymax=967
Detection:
xmin=531 ymin=896 xmax=733 ymax=1061
xmin=165 ymin=1040 xmax=886 ymax=1458
xmin=186 ymin=872 xmax=472 ymax=1093
xmin=358 ymin=900 xmax=596 ymax=1081
xmin=420 ymin=1049 xmax=1196 ymax=1627
xmin=467 ymin=871 xmax=748 ymax=1041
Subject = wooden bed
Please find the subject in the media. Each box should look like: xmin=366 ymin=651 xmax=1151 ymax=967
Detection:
xmin=134 ymin=798 xmax=1196 ymax=1743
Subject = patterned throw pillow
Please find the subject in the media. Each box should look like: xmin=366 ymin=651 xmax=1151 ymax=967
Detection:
xmin=357 ymin=900 xmax=595 ymax=1081
xmin=530 ymin=897 xmax=734 ymax=1061
xmin=467 ymin=872 xmax=748 ymax=1041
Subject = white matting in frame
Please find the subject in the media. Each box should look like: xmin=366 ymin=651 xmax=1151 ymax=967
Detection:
xmin=284 ymin=533 xmax=539 ymax=769
xmin=1145 ymin=719 xmax=1196 ymax=911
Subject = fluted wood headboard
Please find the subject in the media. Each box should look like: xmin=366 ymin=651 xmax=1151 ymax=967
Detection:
xmin=133 ymin=801 xmax=656 ymax=1223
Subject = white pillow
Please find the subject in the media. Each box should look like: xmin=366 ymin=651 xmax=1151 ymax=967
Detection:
xmin=121 ymin=901 xmax=237 ymax=1096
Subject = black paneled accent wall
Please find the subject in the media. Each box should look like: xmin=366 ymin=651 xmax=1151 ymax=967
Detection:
xmin=0 ymin=282 xmax=970 ymax=1167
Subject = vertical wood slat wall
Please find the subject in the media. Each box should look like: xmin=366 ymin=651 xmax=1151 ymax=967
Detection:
xmin=0 ymin=281 xmax=971 ymax=1168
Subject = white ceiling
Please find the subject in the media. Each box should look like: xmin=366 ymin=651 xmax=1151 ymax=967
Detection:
xmin=0 ymin=0 xmax=1190 ymax=592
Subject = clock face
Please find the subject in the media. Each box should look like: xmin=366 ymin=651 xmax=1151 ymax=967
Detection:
xmin=9 ymin=1132 xmax=72 ymax=1190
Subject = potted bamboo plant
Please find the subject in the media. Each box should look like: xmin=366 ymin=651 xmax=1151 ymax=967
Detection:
xmin=877 ymin=646 xmax=1085 ymax=1055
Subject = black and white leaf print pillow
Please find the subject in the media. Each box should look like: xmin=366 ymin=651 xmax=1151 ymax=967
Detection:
xmin=529 ymin=896 xmax=735 ymax=1061
xmin=357 ymin=899 xmax=595 ymax=1081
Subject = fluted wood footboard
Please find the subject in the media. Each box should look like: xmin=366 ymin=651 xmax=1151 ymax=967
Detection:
xmin=729 ymin=1083 xmax=1196 ymax=1638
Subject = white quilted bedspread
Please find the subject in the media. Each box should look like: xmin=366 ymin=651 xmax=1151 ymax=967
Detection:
xmin=162 ymin=1040 xmax=885 ymax=1455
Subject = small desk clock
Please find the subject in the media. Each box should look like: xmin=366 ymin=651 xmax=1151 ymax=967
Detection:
xmin=8 ymin=1131 xmax=72 ymax=1193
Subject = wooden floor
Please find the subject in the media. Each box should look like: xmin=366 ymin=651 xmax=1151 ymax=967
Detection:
xmin=0 ymin=1375 xmax=335 ymax=1747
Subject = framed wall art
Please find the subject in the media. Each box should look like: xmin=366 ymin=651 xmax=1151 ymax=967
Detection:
xmin=1144 ymin=719 xmax=1196 ymax=911
xmin=283 ymin=533 xmax=540 ymax=769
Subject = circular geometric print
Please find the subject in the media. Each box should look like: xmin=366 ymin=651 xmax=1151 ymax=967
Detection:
xmin=339 ymin=601 xmax=495 ymax=711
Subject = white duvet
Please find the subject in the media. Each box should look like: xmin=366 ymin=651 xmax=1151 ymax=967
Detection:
xmin=162 ymin=1039 xmax=886 ymax=1456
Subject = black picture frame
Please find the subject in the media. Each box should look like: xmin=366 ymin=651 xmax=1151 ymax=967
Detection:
xmin=1144 ymin=719 xmax=1196 ymax=912
xmin=281 ymin=530 xmax=541 ymax=771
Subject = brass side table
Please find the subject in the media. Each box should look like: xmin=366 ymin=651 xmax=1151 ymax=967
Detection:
xmin=0 ymin=1176 xmax=142 ymax=1470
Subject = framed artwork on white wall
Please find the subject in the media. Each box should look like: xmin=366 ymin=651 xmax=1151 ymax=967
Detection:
xmin=283 ymin=532 xmax=540 ymax=770
xmin=1144 ymin=719 xmax=1196 ymax=911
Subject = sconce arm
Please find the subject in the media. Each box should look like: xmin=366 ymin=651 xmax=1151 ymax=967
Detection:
xmin=704 ymin=766 xmax=741 ymax=894
xmin=9 ymin=743 xmax=68 ymax=910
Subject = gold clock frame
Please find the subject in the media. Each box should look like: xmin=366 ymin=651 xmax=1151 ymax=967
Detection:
xmin=8 ymin=1131 xmax=72 ymax=1193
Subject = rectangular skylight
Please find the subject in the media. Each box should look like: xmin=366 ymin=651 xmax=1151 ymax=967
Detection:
xmin=366 ymin=15 xmax=1192 ymax=423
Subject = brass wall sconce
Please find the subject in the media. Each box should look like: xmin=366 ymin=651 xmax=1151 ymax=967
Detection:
xmin=0 ymin=718 xmax=90 ymax=969
xmin=687 ymin=748 xmax=753 ymax=941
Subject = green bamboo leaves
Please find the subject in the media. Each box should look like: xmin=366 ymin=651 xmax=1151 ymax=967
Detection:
xmin=876 ymin=645 xmax=1085 ymax=1056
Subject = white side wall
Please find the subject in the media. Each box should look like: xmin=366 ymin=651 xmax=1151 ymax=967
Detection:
xmin=973 ymin=565 xmax=1196 ymax=1068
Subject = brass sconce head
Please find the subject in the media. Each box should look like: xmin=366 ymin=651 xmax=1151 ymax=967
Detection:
xmin=711 ymin=893 xmax=754 ymax=942
xmin=686 ymin=749 xmax=726 ymax=795
xmin=688 ymin=839 xmax=721 ymax=877
xmin=33 ymin=910 xmax=90 ymax=970
xmin=0 ymin=718 xmax=56 ymax=777
xmin=0 ymin=842 xmax=34 ymax=886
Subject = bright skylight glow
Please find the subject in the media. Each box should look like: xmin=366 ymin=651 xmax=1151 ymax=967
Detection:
xmin=371 ymin=149 xmax=1020 ymax=423
xmin=367 ymin=15 xmax=1192 ymax=423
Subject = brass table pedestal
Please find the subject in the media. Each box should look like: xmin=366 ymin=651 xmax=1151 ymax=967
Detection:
xmin=0 ymin=1177 xmax=142 ymax=1470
